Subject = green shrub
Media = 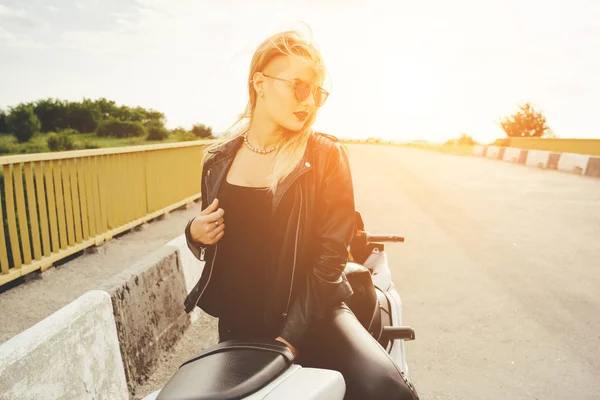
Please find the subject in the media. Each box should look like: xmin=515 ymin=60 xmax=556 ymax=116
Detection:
xmin=20 ymin=141 xmax=47 ymax=154
xmin=47 ymin=130 xmax=76 ymax=151
xmin=6 ymin=104 xmax=41 ymax=143
xmin=146 ymin=121 xmax=170 ymax=141
xmin=175 ymin=131 xmax=198 ymax=142
xmin=191 ymin=123 xmax=212 ymax=138
xmin=0 ymin=135 xmax=16 ymax=154
xmin=171 ymin=127 xmax=188 ymax=136
xmin=96 ymin=119 xmax=146 ymax=138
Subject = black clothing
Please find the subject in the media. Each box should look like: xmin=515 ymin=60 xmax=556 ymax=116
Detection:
xmin=184 ymin=132 xmax=419 ymax=400
xmin=198 ymin=180 xmax=273 ymax=330
xmin=184 ymin=132 xmax=356 ymax=346
xmin=218 ymin=304 xmax=420 ymax=400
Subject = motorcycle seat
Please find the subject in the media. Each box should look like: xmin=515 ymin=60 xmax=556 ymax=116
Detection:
xmin=156 ymin=340 xmax=295 ymax=400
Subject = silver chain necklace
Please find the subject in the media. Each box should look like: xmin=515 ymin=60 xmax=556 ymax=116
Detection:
xmin=243 ymin=133 xmax=278 ymax=154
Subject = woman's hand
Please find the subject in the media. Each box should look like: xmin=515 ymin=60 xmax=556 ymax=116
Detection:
xmin=190 ymin=199 xmax=225 ymax=245
xmin=275 ymin=336 xmax=297 ymax=356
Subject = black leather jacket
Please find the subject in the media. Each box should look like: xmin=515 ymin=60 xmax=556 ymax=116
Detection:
xmin=184 ymin=132 xmax=356 ymax=346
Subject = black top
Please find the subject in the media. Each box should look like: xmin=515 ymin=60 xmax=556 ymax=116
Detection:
xmin=200 ymin=179 xmax=274 ymax=333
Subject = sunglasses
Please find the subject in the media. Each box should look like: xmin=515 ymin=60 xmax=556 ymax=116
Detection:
xmin=262 ymin=74 xmax=329 ymax=107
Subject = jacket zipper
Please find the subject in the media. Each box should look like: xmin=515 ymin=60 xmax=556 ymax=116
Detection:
xmin=283 ymin=186 xmax=303 ymax=318
xmin=192 ymin=167 xmax=217 ymax=309
xmin=193 ymin=243 xmax=218 ymax=309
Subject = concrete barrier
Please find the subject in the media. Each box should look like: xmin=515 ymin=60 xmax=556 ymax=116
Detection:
xmin=413 ymin=139 xmax=600 ymax=179
xmin=502 ymin=147 xmax=521 ymax=162
xmin=525 ymin=150 xmax=550 ymax=168
xmin=486 ymin=146 xmax=500 ymax=159
xmin=517 ymin=149 xmax=528 ymax=165
xmin=585 ymin=157 xmax=600 ymax=178
xmin=473 ymin=145 xmax=486 ymax=156
xmin=101 ymin=246 xmax=190 ymax=396
xmin=558 ymin=153 xmax=591 ymax=175
xmin=546 ymin=153 xmax=560 ymax=170
xmin=0 ymin=291 xmax=128 ymax=400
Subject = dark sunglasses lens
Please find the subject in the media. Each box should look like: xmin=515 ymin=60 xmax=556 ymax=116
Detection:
xmin=315 ymin=89 xmax=327 ymax=106
xmin=294 ymin=83 xmax=311 ymax=102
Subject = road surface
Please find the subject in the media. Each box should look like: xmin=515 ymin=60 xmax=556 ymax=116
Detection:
xmin=139 ymin=144 xmax=600 ymax=399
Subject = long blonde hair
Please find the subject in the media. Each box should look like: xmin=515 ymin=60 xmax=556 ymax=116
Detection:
xmin=205 ymin=29 xmax=327 ymax=192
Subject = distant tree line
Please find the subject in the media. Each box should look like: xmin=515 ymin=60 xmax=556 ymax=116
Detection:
xmin=445 ymin=102 xmax=555 ymax=146
xmin=0 ymin=98 xmax=213 ymax=145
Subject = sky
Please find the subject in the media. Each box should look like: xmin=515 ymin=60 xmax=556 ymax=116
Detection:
xmin=1 ymin=0 xmax=599 ymax=144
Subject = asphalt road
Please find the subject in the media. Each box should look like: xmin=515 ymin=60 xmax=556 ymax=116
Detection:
xmin=350 ymin=145 xmax=600 ymax=400
xmin=139 ymin=145 xmax=600 ymax=399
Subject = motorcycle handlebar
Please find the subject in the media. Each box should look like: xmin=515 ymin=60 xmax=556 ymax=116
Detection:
xmin=365 ymin=233 xmax=405 ymax=243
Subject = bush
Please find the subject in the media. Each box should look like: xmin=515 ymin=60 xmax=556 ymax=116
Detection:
xmin=171 ymin=127 xmax=187 ymax=136
xmin=96 ymin=119 xmax=146 ymax=138
xmin=491 ymin=138 xmax=510 ymax=147
xmin=146 ymin=121 xmax=170 ymax=141
xmin=175 ymin=131 xmax=199 ymax=142
xmin=6 ymin=104 xmax=41 ymax=142
xmin=191 ymin=123 xmax=212 ymax=138
xmin=0 ymin=143 xmax=11 ymax=154
xmin=20 ymin=141 xmax=47 ymax=154
xmin=47 ymin=130 xmax=76 ymax=151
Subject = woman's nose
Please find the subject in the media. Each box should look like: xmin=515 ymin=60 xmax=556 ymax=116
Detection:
xmin=302 ymin=91 xmax=317 ymax=106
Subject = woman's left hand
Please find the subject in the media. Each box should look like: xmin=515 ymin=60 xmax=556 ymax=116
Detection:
xmin=275 ymin=336 xmax=297 ymax=356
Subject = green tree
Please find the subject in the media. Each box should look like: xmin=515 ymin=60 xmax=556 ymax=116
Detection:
xmin=96 ymin=119 xmax=146 ymax=138
xmin=146 ymin=120 xmax=170 ymax=141
xmin=66 ymin=100 xmax=101 ymax=132
xmin=93 ymin=98 xmax=119 ymax=119
xmin=0 ymin=109 xmax=7 ymax=133
xmin=34 ymin=98 xmax=67 ymax=132
xmin=498 ymin=103 xmax=550 ymax=138
xmin=191 ymin=123 xmax=212 ymax=138
xmin=6 ymin=104 xmax=41 ymax=142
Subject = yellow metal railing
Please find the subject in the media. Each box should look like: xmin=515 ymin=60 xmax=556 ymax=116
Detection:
xmin=0 ymin=141 xmax=210 ymax=286
xmin=505 ymin=138 xmax=600 ymax=156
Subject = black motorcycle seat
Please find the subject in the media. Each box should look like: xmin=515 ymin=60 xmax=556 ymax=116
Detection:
xmin=156 ymin=340 xmax=295 ymax=400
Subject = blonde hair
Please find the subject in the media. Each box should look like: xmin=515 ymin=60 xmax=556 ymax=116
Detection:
xmin=205 ymin=29 xmax=327 ymax=192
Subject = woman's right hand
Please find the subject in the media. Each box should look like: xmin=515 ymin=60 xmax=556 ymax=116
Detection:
xmin=190 ymin=198 xmax=225 ymax=245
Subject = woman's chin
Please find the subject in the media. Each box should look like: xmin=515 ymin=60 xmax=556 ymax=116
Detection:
xmin=279 ymin=119 xmax=308 ymax=133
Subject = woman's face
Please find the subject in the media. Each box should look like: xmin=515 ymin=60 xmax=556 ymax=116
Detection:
xmin=255 ymin=55 xmax=327 ymax=132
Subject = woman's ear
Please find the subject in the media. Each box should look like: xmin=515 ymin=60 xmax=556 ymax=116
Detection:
xmin=251 ymin=72 xmax=265 ymax=97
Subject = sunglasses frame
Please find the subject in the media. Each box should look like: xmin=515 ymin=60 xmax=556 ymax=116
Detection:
xmin=261 ymin=73 xmax=329 ymax=107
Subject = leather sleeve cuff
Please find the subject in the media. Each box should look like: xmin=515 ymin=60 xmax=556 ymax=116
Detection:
xmin=185 ymin=217 xmax=206 ymax=260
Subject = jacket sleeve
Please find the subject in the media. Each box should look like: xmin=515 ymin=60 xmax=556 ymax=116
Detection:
xmin=185 ymin=217 xmax=207 ymax=260
xmin=280 ymin=141 xmax=356 ymax=347
xmin=185 ymin=167 xmax=209 ymax=261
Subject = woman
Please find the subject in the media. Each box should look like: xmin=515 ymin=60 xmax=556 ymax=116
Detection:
xmin=183 ymin=30 xmax=419 ymax=400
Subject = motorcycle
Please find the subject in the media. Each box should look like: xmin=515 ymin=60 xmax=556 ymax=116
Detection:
xmin=143 ymin=211 xmax=415 ymax=400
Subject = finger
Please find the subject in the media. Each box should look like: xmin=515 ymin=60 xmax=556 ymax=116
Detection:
xmin=214 ymin=230 xmax=225 ymax=242
xmin=200 ymin=198 xmax=218 ymax=216
xmin=204 ymin=208 xmax=225 ymax=223
xmin=209 ymin=223 xmax=225 ymax=237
